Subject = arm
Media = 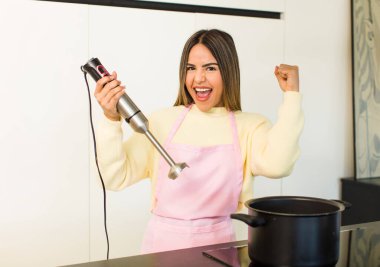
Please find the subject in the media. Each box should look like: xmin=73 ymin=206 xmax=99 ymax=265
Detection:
xmin=96 ymin=117 xmax=153 ymax=190
xmin=251 ymin=64 xmax=304 ymax=177
xmin=93 ymin=71 xmax=152 ymax=190
xmin=251 ymin=92 xmax=304 ymax=177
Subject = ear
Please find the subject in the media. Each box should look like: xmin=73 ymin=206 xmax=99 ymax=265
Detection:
xmin=364 ymin=19 xmax=374 ymax=49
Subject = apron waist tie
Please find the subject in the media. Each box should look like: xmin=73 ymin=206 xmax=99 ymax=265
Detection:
xmin=150 ymin=214 xmax=232 ymax=234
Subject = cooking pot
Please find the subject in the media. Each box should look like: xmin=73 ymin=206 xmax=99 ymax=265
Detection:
xmin=231 ymin=196 xmax=350 ymax=267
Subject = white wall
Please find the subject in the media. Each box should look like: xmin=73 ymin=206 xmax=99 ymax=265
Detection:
xmin=281 ymin=0 xmax=354 ymax=197
xmin=0 ymin=2 xmax=90 ymax=266
xmin=0 ymin=0 xmax=352 ymax=266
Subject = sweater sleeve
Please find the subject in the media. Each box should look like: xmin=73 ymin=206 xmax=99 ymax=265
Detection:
xmin=96 ymin=116 xmax=153 ymax=191
xmin=250 ymin=91 xmax=304 ymax=178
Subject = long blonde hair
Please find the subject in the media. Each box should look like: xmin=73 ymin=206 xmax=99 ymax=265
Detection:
xmin=174 ymin=29 xmax=241 ymax=111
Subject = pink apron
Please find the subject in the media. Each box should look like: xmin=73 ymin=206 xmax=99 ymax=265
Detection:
xmin=141 ymin=105 xmax=243 ymax=253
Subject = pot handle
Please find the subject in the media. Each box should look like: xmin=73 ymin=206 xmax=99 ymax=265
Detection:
xmin=230 ymin=213 xmax=266 ymax=227
xmin=330 ymin=199 xmax=352 ymax=209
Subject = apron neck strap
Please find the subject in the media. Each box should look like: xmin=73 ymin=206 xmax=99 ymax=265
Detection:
xmin=164 ymin=105 xmax=192 ymax=145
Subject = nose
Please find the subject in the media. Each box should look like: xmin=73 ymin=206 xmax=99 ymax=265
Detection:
xmin=194 ymin=69 xmax=206 ymax=83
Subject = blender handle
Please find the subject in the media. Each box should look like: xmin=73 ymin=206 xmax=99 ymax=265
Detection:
xmin=81 ymin=58 xmax=189 ymax=179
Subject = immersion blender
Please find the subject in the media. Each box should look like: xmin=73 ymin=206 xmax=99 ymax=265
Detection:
xmin=82 ymin=58 xmax=188 ymax=179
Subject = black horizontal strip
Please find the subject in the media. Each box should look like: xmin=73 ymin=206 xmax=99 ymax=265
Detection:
xmin=38 ymin=0 xmax=281 ymax=19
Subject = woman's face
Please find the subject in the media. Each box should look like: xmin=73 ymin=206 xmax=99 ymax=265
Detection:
xmin=185 ymin=43 xmax=223 ymax=112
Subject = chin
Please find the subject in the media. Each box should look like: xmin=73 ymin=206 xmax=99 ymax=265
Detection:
xmin=195 ymin=103 xmax=212 ymax=112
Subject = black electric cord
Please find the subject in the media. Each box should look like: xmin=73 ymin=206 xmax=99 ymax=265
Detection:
xmin=82 ymin=70 xmax=110 ymax=260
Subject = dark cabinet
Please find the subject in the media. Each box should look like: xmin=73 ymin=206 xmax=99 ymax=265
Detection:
xmin=341 ymin=178 xmax=380 ymax=225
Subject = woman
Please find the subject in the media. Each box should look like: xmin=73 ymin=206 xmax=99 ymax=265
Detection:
xmin=94 ymin=29 xmax=304 ymax=253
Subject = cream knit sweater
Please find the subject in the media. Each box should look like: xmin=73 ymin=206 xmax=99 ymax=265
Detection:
xmin=96 ymin=91 xmax=304 ymax=210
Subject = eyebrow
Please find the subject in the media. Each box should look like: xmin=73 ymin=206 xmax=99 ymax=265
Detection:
xmin=187 ymin=63 xmax=219 ymax=67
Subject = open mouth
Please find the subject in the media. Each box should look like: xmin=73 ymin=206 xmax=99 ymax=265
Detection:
xmin=194 ymin=87 xmax=212 ymax=101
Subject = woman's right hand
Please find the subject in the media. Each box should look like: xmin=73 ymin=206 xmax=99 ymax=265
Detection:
xmin=94 ymin=71 xmax=125 ymax=121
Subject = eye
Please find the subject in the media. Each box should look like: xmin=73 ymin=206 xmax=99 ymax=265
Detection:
xmin=205 ymin=64 xmax=219 ymax=71
xmin=206 ymin=66 xmax=218 ymax=71
xmin=186 ymin=66 xmax=195 ymax=71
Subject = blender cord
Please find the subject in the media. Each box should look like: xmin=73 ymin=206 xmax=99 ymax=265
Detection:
xmin=82 ymin=70 xmax=110 ymax=260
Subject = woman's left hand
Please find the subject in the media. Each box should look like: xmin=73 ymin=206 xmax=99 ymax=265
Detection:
xmin=274 ymin=64 xmax=299 ymax=92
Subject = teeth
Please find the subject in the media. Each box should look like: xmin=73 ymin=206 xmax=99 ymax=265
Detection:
xmin=195 ymin=88 xmax=211 ymax=92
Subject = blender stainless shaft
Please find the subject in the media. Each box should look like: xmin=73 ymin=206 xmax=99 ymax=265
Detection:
xmin=82 ymin=57 xmax=188 ymax=179
xmin=122 ymin=101 xmax=189 ymax=179
xmin=145 ymin=131 xmax=189 ymax=179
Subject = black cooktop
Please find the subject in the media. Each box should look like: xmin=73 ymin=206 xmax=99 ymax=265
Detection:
xmin=203 ymin=221 xmax=380 ymax=267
